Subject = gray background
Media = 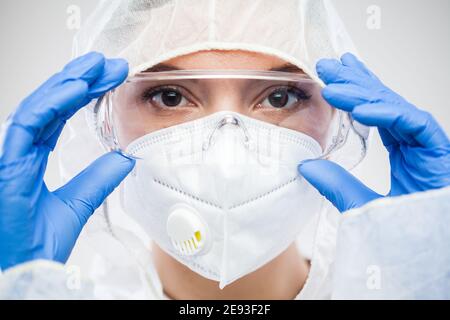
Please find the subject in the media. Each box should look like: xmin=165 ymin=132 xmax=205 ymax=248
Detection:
xmin=0 ymin=0 xmax=449 ymax=193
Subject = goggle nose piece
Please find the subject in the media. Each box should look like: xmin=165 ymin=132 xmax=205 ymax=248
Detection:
xmin=202 ymin=114 xmax=251 ymax=151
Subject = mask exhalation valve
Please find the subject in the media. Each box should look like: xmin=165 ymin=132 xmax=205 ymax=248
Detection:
xmin=167 ymin=204 xmax=210 ymax=256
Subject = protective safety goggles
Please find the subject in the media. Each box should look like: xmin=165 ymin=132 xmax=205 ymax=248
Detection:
xmin=94 ymin=70 xmax=369 ymax=168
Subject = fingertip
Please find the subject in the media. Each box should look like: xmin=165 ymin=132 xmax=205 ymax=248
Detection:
xmin=340 ymin=52 xmax=376 ymax=79
xmin=87 ymin=58 xmax=129 ymax=98
xmin=297 ymin=159 xmax=344 ymax=209
xmin=107 ymin=58 xmax=129 ymax=78
xmin=341 ymin=52 xmax=355 ymax=58
xmin=84 ymin=51 xmax=105 ymax=62
xmin=64 ymin=51 xmax=105 ymax=70
xmin=321 ymin=83 xmax=373 ymax=112
xmin=115 ymin=150 xmax=136 ymax=162
xmin=297 ymin=159 xmax=313 ymax=175
xmin=298 ymin=159 xmax=378 ymax=213
xmin=299 ymin=159 xmax=355 ymax=191
xmin=298 ymin=159 xmax=330 ymax=182
xmin=321 ymin=85 xmax=335 ymax=101
xmin=102 ymin=152 xmax=136 ymax=190
xmin=109 ymin=151 xmax=136 ymax=172
xmin=316 ymin=58 xmax=333 ymax=74
xmin=316 ymin=58 xmax=342 ymax=84
xmin=113 ymin=58 xmax=129 ymax=69
xmin=297 ymin=159 xmax=314 ymax=169
xmin=340 ymin=52 xmax=358 ymax=64
xmin=82 ymin=152 xmax=135 ymax=195
xmin=62 ymin=51 xmax=106 ymax=84
xmin=108 ymin=150 xmax=135 ymax=162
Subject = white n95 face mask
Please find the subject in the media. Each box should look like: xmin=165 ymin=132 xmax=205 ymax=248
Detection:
xmin=120 ymin=111 xmax=325 ymax=288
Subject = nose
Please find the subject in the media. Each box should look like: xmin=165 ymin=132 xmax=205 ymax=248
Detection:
xmin=202 ymin=80 xmax=249 ymax=116
xmin=203 ymin=113 xmax=251 ymax=152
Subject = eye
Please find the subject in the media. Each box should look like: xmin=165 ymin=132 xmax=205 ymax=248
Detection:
xmin=259 ymin=87 xmax=311 ymax=109
xmin=142 ymin=86 xmax=193 ymax=108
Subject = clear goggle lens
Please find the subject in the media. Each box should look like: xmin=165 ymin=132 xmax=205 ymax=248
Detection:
xmin=94 ymin=70 xmax=368 ymax=169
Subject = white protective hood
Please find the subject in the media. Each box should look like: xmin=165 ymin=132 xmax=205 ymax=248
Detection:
xmin=55 ymin=0 xmax=362 ymax=299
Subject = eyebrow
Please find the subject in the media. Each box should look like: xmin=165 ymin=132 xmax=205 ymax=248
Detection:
xmin=143 ymin=63 xmax=306 ymax=74
xmin=269 ymin=64 xmax=305 ymax=74
xmin=144 ymin=64 xmax=181 ymax=72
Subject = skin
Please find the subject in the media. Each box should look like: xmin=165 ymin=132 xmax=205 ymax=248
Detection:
xmin=2 ymin=46 xmax=446 ymax=299
xmin=153 ymin=243 xmax=310 ymax=300
xmin=115 ymin=50 xmax=334 ymax=150
xmin=144 ymin=50 xmax=332 ymax=299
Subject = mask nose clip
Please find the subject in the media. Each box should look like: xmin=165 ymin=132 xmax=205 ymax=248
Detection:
xmin=203 ymin=114 xmax=251 ymax=151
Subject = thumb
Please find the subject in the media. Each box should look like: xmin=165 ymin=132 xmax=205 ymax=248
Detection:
xmin=54 ymin=151 xmax=135 ymax=224
xmin=298 ymin=159 xmax=381 ymax=213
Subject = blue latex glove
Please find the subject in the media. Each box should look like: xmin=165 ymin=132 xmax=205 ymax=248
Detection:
xmin=0 ymin=52 xmax=135 ymax=271
xmin=298 ymin=53 xmax=450 ymax=213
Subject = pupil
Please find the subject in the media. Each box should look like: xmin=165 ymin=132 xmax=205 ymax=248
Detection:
xmin=162 ymin=90 xmax=182 ymax=107
xmin=269 ymin=90 xmax=289 ymax=108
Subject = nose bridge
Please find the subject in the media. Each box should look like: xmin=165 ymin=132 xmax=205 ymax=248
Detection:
xmin=204 ymin=79 xmax=247 ymax=114
xmin=203 ymin=113 xmax=251 ymax=152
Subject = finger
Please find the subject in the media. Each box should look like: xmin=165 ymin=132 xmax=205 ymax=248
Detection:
xmin=40 ymin=120 xmax=66 ymax=151
xmin=19 ymin=52 xmax=106 ymax=109
xmin=322 ymin=83 xmax=373 ymax=112
xmin=298 ymin=159 xmax=381 ymax=213
xmin=50 ymin=58 xmax=129 ymax=120
xmin=2 ymin=55 xmax=129 ymax=161
xmin=352 ymin=103 xmax=449 ymax=148
xmin=53 ymin=152 xmax=135 ymax=226
xmin=316 ymin=58 xmax=349 ymax=85
xmin=317 ymin=53 xmax=383 ymax=90
xmin=340 ymin=53 xmax=376 ymax=78
xmin=88 ymin=58 xmax=129 ymax=99
xmin=39 ymin=58 xmax=129 ymax=150
xmin=378 ymin=127 xmax=398 ymax=149
xmin=2 ymin=80 xmax=89 ymax=162
xmin=1 ymin=52 xmax=105 ymax=162
xmin=352 ymin=103 xmax=416 ymax=145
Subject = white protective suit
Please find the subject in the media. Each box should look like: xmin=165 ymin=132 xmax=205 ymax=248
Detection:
xmin=1 ymin=0 xmax=449 ymax=300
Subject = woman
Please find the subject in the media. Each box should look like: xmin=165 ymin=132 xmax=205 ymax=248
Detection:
xmin=0 ymin=0 xmax=449 ymax=299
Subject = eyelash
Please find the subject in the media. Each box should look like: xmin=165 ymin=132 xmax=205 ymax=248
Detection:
xmin=140 ymin=85 xmax=312 ymax=108
xmin=141 ymin=86 xmax=188 ymax=102
xmin=266 ymin=86 xmax=312 ymax=101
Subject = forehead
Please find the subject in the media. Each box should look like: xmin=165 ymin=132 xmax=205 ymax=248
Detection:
xmin=148 ymin=50 xmax=305 ymax=73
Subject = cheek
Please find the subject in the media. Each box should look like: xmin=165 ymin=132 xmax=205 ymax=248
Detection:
xmin=266 ymin=106 xmax=335 ymax=151
xmin=311 ymin=108 xmax=335 ymax=151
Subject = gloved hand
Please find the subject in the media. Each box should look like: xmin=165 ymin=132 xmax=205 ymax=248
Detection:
xmin=0 ymin=52 xmax=135 ymax=271
xmin=298 ymin=53 xmax=450 ymax=213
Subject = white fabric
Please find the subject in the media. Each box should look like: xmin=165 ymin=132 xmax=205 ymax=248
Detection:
xmin=2 ymin=188 xmax=449 ymax=299
xmin=53 ymin=0 xmax=362 ymax=295
xmin=121 ymin=111 xmax=325 ymax=288
xmin=332 ymin=187 xmax=450 ymax=299
xmin=73 ymin=0 xmax=356 ymax=82
xmin=71 ymin=0 xmax=366 ymax=173
xmin=0 ymin=260 xmax=95 ymax=300
xmin=23 ymin=0 xmax=362 ymax=299
xmin=2 ymin=0 xmax=448 ymax=300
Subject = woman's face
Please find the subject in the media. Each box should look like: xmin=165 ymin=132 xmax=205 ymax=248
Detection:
xmin=113 ymin=50 xmax=334 ymax=149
